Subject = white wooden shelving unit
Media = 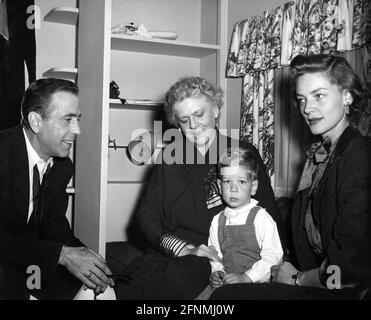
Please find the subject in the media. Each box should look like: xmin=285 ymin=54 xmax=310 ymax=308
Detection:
xmin=47 ymin=0 xmax=228 ymax=256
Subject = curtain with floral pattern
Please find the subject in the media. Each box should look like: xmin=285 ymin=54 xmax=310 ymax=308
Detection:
xmin=227 ymin=0 xmax=370 ymax=192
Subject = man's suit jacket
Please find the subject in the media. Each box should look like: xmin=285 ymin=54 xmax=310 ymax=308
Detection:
xmin=291 ymin=126 xmax=371 ymax=287
xmin=0 ymin=125 xmax=83 ymax=298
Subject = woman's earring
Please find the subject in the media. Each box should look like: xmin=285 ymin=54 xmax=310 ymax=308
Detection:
xmin=344 ymin=102 xmax=350 ymax=114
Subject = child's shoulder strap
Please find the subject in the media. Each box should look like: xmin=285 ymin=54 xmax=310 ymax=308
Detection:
xmin=245 ymin=206 xmax=261 ymax=224
xmin=217 ymin=210 xmax=226 ymax=226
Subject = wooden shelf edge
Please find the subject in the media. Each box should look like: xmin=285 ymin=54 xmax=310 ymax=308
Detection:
xmin=44 ymin=7 xmax=79 ymax=25
xmin=107 ymin=180 xmax=147 ymax=184
xmin=109 ymin=99 xmax=164 ymax=110
xmin=111 ymin=34 xmax=220 ymax=58
xmin=43 ymin=67 xmax=78 ymax=81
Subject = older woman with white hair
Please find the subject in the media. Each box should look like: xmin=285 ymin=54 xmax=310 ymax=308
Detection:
xmin=112 ymin=76 xmax=283 ymax=299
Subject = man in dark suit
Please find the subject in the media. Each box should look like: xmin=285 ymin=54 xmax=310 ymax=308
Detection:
xmin=0 ymin=78 xmax=114 ymax=299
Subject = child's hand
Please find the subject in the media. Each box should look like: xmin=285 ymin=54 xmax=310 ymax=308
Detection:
xmin=210 ymin=271 xmax=225 ymax=288
xmin=223 ymin=273 xmax=252 ymax=284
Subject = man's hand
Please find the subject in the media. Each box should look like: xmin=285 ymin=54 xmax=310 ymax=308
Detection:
xmin=210 ymin=270 xmax=225 ymax=288
xmin=270 ymin=261 xmax=298 ymax=285
xmin=223 ymin=273 xmax=252 ymax=285
xmin=59 ymin=246 xmax=115 ymax=294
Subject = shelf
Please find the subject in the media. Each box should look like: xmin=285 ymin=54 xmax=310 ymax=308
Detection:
xmin=44 ymin=7 xmax=79 ymax=25
xmin=109 ymin=99 xmax=164 ymax=110
xmin=111 ymin=34 xmax=220 ymax=58
xmin=107 ymin=180 xmax=147 ymax=184
xmin=43 ymin=67 xmax=77 ymax=81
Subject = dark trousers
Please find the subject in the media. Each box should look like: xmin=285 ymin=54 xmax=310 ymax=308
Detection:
xmin=106 ymin=242 xmax=210 ymax=300
xmin=106 ymin=241 xmax=143 ymax=275
xmin=210 ymin=283 xmax=360 ymax=300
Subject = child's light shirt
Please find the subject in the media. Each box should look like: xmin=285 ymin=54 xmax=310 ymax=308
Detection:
xmin=208 ymin=199 xmax=283 ymax=283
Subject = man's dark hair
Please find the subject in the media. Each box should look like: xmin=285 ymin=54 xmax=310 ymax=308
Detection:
xmin=21 ymin=78 xmax=78 ymax=128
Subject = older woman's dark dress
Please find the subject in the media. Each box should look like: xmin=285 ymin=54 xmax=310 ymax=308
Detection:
xmin=114 ymin=133 xmax=283 ymax=299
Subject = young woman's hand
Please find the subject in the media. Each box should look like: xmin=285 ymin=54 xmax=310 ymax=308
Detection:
xmin=223 ymin=273 xmax=252 ymax=284
xmin=270 ymin=261 xmax=298 ymax=285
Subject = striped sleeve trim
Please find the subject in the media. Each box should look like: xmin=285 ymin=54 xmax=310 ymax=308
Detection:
xmin=159 ymin=233 xmax=189 ymax=257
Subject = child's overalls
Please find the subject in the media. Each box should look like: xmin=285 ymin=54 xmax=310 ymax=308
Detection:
xmin=218 ymin=206 xmax=261 ymax=274
xmin=195 ymin=206 xmax=261 ymax=300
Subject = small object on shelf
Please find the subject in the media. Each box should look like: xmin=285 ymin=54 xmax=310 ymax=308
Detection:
xmin=109 ymin=99 xmax=164 ymax=111
xmin=110 ymin=98 xmax=164 ymax=106
xmin=109 ymin=81 xmax=127 ymax=104
xmin=109 ymin=81 xmax=164 ymax=106
xmin=111 ymin=22 xmax=137 ymax=35
xmin=111 ymin=22 xmax=178 ymax=40
xmin=124 ymin=99 xmax=164 ymax=106
xmin=134 ymin=24 xmax=152 ymax=38
xmin=109 ymin=81 xmax=120 ymax=98
xmin=148 ymin=31 xmax=178 ymax=40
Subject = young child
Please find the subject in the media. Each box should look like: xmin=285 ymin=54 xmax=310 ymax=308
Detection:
xmin=196 ymin=147 xmax=283 ymax=299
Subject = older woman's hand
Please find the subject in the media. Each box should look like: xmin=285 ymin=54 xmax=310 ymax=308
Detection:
xmin=270 ymin=261 xmax=298 ymax=285
xmin=180 ymin=244 xmax=222 ymax=263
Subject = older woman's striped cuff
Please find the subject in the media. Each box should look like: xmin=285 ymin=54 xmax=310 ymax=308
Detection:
xmin=159 ymin=233 xmax=189 ymax=257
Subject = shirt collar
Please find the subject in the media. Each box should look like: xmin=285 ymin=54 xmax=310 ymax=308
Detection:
xmin=223 ymin=198 xmax=258 ymax=219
